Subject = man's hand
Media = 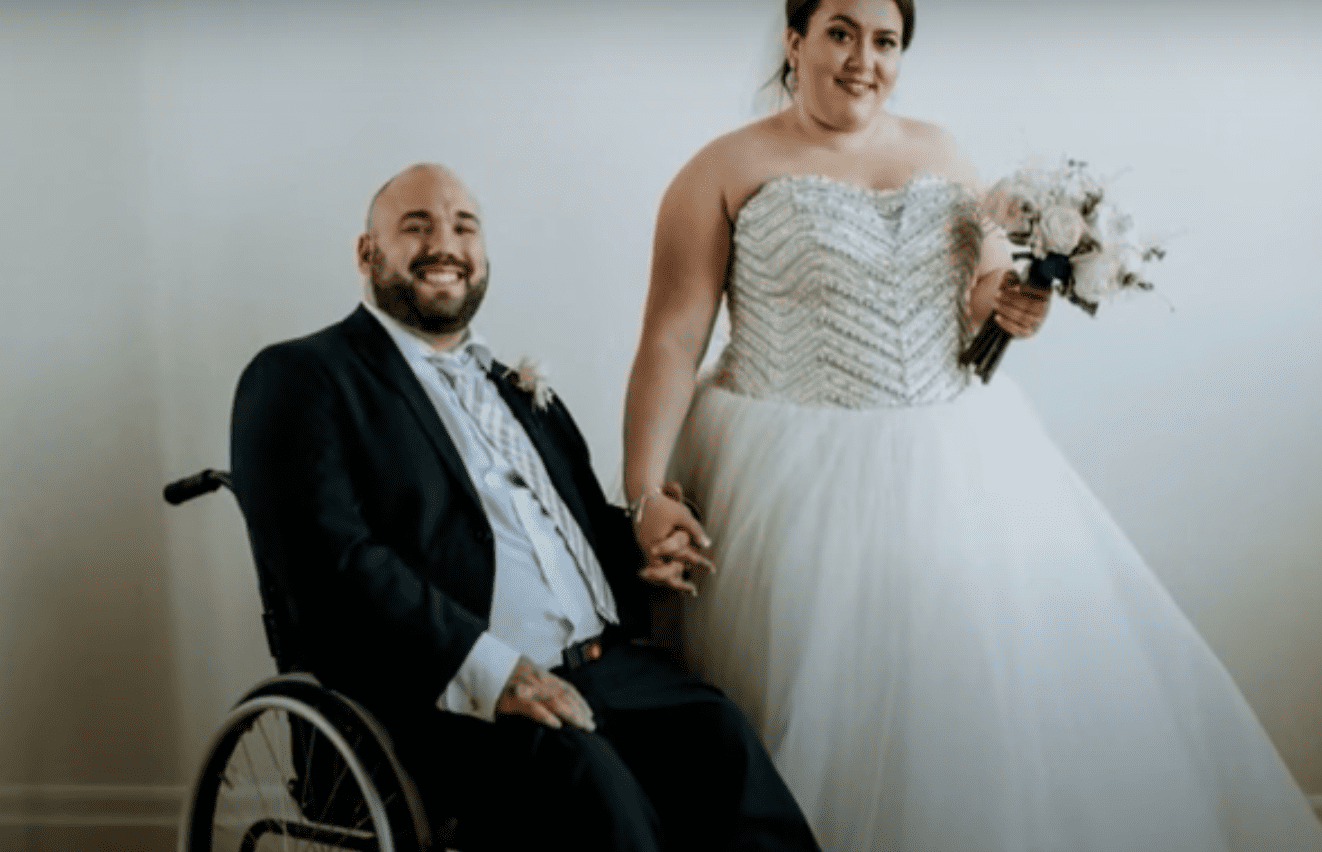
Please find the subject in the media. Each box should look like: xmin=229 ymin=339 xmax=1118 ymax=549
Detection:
xmin=633 ymin=482 xmax=714 ymax=597
xmin=495 ymin=657 xmax=596 ymax=731
xmin=992 ymin=269 xmax=1051 ymax=338
xmin=637 ymin=550 xmax=713 ymax=595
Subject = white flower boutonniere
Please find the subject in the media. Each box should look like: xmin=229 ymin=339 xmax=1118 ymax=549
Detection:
xmin=506 ymin=356 xmax=555 ymax=411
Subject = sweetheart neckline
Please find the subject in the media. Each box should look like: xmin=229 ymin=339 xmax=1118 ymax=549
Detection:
xmin=732 ymin=172 xmax=968 ymax=230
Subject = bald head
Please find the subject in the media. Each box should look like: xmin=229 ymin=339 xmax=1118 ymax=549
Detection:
xmin=357 ymin=163 xmax=489 ymax=348
xmin=365 ymin=163 xmax=477 ymax=233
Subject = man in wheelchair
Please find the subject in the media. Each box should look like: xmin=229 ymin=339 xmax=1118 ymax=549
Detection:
xmin=230 ymin=163 xmax=821 ymax=852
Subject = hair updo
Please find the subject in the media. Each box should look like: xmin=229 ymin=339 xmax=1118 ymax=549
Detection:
xmin=778 ymin=0 xmax=916 ymax=94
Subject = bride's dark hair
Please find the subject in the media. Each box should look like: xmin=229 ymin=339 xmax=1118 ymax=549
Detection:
xmin=778 ymin=0 xmax=916 ymax=94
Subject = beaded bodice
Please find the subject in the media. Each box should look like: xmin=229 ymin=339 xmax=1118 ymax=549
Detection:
xmin=714 ymin=174 xmax=982 ymax=408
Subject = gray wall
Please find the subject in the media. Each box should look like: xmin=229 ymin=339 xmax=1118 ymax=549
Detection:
xmin=1 ymin=0 xmax=1319 ymax=844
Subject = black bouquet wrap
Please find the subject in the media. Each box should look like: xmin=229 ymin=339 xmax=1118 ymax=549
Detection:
xmin=958 ymin=252 xmax=1071 ymax=384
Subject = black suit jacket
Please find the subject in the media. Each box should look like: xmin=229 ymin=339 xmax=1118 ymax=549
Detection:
xmin=231 ymin=305 xmax=648 ymax=708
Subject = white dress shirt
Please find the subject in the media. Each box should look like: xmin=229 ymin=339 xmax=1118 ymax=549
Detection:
xmin=361 ymin=302 xmax=606 ymax=721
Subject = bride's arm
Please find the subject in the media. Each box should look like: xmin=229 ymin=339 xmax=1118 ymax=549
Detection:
xmin=921 ymin=125 xmax=1050 ymax=337
xmin=966 ymin=226 xmax=1017 ymax=332
xmin=946 ymin=152 xmax=1048 ymax=337
xmin=968 ymin=227 xmax=1050 ymax=338
xmin=623 ymin=149 xmax=729 ymax=594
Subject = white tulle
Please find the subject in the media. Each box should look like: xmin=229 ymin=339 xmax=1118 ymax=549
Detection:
xmin=672 ymin=376 xmax=1322 ymax=852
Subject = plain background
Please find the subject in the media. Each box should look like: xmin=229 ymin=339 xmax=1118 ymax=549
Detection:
xmin=1 ymin=0 xmax=1320 ymax=840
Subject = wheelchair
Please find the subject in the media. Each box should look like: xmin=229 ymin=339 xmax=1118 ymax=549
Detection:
xmin=165 ymin=469 xmax=454 ymax=852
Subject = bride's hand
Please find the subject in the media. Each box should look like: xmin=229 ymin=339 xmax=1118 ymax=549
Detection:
xmin=993 ymin=269 xmax=1051 ymax=337
xmin=633 ymin=483 xmax=714 ymax=597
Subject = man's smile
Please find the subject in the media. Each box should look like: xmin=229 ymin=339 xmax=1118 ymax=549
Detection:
xmin=419 ymin=267 xmax=464 ymax=284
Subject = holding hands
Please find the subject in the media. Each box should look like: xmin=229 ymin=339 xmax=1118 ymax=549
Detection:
xmin=632 ymin=482 xmax=714 ymax=597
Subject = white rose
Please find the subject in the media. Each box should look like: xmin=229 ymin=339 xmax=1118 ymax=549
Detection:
xmin=982 ymin=177 xmax=1038 ymax=242
xmin=1036 ymin=205 xmax=1086 ymax=255
xmin=1061 ymin=166 xmax=1103 ymax=215
xmin=508 ymin=356 xmax=555 ymax=410
xmin=1071 ymin=251 xmax=1121 ymax=302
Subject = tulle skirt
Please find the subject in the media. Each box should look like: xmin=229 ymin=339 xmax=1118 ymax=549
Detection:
xmin=671 ymin=377 xmax=1322 ymax=852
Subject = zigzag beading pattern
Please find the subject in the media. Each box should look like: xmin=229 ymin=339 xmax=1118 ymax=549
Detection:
xmin=715 ymin=174 xmax=983 ymax=408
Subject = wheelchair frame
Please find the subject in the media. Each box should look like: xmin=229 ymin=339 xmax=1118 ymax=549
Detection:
xmin=165 ymin=469 xmax=443 ymax=852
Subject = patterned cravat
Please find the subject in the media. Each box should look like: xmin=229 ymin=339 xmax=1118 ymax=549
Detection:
xmin=426 ymin=347 xmax=618 ymax=625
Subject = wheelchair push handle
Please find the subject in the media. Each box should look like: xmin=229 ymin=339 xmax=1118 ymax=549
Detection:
xmin=163 ymin=468 xmax=233 ymax=505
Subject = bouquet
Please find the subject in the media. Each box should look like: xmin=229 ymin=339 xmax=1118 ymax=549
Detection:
xmin=959 ymin=159 xmax=1164 ymax=382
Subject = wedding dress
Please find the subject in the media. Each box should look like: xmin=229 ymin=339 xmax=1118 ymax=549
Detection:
xmin=670 ymin=173 xmax=1322 ymax=851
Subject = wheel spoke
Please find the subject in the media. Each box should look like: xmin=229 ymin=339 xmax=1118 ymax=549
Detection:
xmin=238 ymin=741 xmax=273 ymax=820
xmin=299 ymin=719 xmax=318 ymax=819
xmin=189 ymin=690 xmax=408 ymax=852
xmin=258 ymin=711 xmax=302 ymax=852
xmin=353 ymin=789 xmax=395 ymax=833
xmin=263 ymin=712 xmax=297 ymax=852
xmin=313 ymin=752 xmax=352 ymax=826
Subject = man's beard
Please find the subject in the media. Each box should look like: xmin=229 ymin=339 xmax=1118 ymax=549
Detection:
xmin=370 ymin=252 xmax=489 ymax=335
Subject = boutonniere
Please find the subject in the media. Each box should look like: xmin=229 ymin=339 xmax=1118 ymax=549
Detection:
xmin=505 ymin=356 xmax=555 ymax=411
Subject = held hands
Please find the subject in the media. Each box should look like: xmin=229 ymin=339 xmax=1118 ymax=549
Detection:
xmin=992 ymin=269 xmax=1051 ymax=338
xmin=495 ymin=656 xmax=596 ymax=731
xmin=633 ymin=482 xmax=714 ymax=597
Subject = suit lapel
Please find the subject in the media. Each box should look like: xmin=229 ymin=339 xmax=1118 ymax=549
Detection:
xmin=340 ymin=306 xmax=484 ymax=513
xmin=490 ymin=362 xmax=595 ymax=542
xmin=340 ymin=306 xmax=595 ymax=549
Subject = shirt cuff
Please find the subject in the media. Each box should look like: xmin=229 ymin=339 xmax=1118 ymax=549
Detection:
xmin=437 ymin=632 xmax=522 ymax=722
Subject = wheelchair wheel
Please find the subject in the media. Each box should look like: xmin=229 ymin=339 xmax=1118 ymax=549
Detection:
xmin=181 ymin=674 xmax=431 ymax=852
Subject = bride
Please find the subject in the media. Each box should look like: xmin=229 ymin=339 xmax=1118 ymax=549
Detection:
xmin=621 ymin=0 xmax=1322 ymax=849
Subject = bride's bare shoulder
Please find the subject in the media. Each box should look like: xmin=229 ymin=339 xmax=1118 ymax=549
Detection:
xmin=666 ymin=115 xmax=787 ymax=218
xmin=895 ymin=116 xmax=984 ymax=192
xmin=681 ymin=115 xmax=782 ymax=177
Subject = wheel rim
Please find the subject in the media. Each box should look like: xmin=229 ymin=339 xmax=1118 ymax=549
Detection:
xmin=181 ymin=695 xmax=396 ymax=852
